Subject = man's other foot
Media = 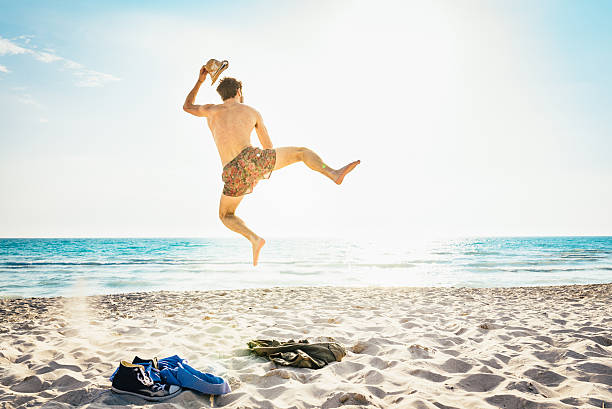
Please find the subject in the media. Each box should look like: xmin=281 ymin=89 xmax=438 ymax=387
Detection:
xmin=334 ymin=160 xmax=360 ymax=185
xmin=252 ymin=238 xmax=265 ymax=266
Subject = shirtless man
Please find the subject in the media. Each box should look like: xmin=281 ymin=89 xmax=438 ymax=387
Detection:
xmin=183 ymin=65 xmax=360 ymax=265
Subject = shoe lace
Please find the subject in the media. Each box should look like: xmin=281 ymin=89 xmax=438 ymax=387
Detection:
xmin=135 ymin=367 xmax=154 ymax=387
xmin=150 ymin=383 xmax=165 ymax=392
xmin=135 ymin=366 xmax=166 ymax=392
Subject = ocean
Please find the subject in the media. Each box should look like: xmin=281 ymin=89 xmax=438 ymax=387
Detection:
xmin=1 ymin=237 xmax=611 ymax=297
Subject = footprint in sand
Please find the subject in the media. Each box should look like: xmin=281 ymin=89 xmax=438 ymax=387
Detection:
xmin=10 ymin=375 xmax=47 ymax=393
xmin=321 ymin=391 xmax=373 ymax=409
xmin=50 ymin=374 xmax=89 ymax=391
xmin=523 ymin=368 xmax=567 ymax=387
xmin=363 ymin=369 xmax=384 ymax=385
xmin=486 ymin=394 xmax=572 ymax=409
xmin=456 ymin=373 xmax=505 ymax=392
xmin=439 ymin=357 xmax=473 ymax=373
xmin=408 ymin=369 xmax=449 ymax=383
xmin=408 ymin=344 xmax=436 ymax=359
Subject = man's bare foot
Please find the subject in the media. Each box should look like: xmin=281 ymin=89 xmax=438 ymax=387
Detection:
xmin=333 ymin=160 xmax=361 ymax=185
xmin=252 ymin=237 xmax=266 ymax=266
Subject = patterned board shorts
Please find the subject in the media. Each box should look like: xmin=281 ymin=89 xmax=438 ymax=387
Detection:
xmin=222 ymin=146 xmax=276 ymax=197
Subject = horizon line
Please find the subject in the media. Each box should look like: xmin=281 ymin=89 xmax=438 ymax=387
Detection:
xmin=1 ymin=235 xmax=611 ymax=240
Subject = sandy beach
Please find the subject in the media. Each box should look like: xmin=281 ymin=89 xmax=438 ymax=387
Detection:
xmin=1 ymin=284 xmax=610 ymax=408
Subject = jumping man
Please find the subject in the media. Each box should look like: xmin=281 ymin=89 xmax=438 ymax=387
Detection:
xmin=183 ymin=66 xmax=360 ymax=265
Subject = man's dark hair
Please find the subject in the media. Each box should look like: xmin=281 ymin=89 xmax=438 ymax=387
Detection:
xmin=216 ymin=77 xmax=242 ymax=101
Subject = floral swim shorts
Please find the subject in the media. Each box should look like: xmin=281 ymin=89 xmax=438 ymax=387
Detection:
xmin=222 ymin=146 xmax=276 ymax=197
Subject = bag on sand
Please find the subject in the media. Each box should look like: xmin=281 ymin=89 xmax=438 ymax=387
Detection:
xmin=247 ymin=339 xmax=346 ymax=369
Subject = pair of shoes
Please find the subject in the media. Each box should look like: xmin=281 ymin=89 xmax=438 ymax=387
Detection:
xmin=111 ymin=361 xmax=181 ymax=401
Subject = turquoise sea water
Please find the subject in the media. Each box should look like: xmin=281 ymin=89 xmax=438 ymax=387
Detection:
xmin=0 ymin=237 xmax=611 ymax=297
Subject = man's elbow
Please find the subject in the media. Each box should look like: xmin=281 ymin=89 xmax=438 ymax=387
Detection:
xmin=183 ymin=105 xmax=197 ymax=115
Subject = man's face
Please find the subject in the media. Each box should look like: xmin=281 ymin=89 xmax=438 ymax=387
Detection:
xmin=238 ymin=87 xmax=244 ymax=103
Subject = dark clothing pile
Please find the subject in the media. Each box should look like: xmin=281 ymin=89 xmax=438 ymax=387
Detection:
xmin=247 ymin=339 xmax=347 ymax=369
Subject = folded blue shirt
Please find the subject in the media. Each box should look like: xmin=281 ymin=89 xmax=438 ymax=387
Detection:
xmin=110 ymin=355 xmax=230 ymax=395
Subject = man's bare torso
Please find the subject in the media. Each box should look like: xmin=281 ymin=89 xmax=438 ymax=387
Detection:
xmin=205 ymin=102 xmax=259 ymax=167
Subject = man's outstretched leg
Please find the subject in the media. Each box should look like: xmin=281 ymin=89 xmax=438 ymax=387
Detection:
xmin=273 ymin=147 xmax=360 ymax=183
xmin=219 ymin=194 xmax=265 ymax=266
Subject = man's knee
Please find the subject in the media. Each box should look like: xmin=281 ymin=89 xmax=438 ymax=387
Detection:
xmin=219 ymin=210 xmax=233 ymax=221
xmin=295 ymin=147 xmax=308 ymax=161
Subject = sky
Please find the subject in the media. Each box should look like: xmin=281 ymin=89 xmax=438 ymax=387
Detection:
xmin=1 ymin=0 xmax=611 ymax=239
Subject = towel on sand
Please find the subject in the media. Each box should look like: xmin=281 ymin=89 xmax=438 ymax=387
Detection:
xmin=247 ymin=339 xmax=346 ymax=369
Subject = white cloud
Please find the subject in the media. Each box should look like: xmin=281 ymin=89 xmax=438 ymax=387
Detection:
xmin=32 ymin=51 xmax=62 ymax=63
xmin=0 ymin=37 xmax=28 ymax=55
xmin=17 ymin=93 xmax=43 ymax=108
xmin=39 ymin=118 xmax=49 ymax=123
xmin=63 ymin=59 xmax=84 ymax=70
xmin=0 ymin=35 xmax=119 ymax=87
xmin=17 ymin=35 xmax=34 ymax=45
xmin=73 ymin=69 xmax=120 ymax=87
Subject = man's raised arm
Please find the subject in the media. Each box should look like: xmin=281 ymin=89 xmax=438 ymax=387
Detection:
xmin=255 ymin=110 xmax=273 ymax=149
xmin=183 ymin=66 xmax=214 ymax=117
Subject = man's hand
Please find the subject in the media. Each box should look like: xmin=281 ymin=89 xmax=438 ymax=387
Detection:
xmin=198 ymin=66 xmax=208 ymax=83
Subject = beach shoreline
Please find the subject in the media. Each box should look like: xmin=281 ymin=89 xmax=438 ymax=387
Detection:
xmin=1 ymin=284 xmax=611 ymax=408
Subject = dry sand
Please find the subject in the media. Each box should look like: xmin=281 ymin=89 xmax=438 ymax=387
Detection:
xmin=0 ymin=284 xmax=611 ymax=408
